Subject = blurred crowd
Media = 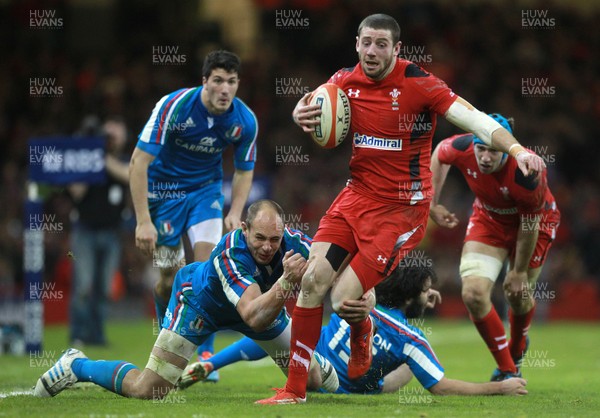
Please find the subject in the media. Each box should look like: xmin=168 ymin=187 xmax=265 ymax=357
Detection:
xmin=0 ymin=0 xmax=598 ymax=314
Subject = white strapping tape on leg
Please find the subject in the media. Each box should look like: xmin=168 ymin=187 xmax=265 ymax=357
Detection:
xmin=146 ymin=354 xmax=184 ymax=385
xmin=154 ymin=329 xmax=197 ymax=360
xmin=146 ymin=329 xmax=198 ymax=385
xmin=460 ymin=252 xmax=504 ymax=282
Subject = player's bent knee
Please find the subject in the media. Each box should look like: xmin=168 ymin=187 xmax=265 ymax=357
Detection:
xmin=461 ymin=280 xmax=490 ymax=309
xmin=301 ymin=257 xmax=336 ymax=295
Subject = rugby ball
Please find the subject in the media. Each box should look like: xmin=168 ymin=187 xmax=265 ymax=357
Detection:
xmin=308 ymin=83 xmax=351 ymax=149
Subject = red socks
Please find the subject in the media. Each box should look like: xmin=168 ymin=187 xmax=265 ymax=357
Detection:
xmin=472 ymin=307 xmax=516 ymax=373
xmin=284 ymin=305 xmax=324 ymax=398
xmin=350 ymin=316 xmax=371 ymax=337
xmin=509 ymin=305 xmax=535 ymax=359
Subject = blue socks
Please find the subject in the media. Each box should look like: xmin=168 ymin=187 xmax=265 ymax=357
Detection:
xmin=153 ymin=289 xmax=169 ymax=331
xmin=210 ymin=336 xmax=267 ymax=371
xmin=72 ymin=358 xmax=138 ymax=395
xmin=197 ymin=333 xmax=216 ymax=357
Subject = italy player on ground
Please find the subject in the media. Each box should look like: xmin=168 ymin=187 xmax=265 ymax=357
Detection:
xmin=33 ymin=201 xmax=339 ymax=400
xmin=180 ymin=261 xmax=527 ymax=396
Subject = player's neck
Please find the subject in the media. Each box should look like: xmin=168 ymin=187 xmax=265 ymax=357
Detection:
xmin=369 ymin=57 xmax=397 ymax=82
xmin=493 ymin=158 xmax=509 ymax=173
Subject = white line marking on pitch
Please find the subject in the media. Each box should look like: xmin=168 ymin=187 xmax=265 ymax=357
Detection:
xmin=0 ymin=390 xmax=33 ymax=398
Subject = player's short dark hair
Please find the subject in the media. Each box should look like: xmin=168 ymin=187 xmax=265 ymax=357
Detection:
xmin=374 ymin=259 xmax=437 ymax=309
xmin=202 ymin=50 xmax=241 ymax=79
xmin=358 ymin=14 xmax=401 ymax=44
xmin=245 ymin=200 xmax=284 ymax=228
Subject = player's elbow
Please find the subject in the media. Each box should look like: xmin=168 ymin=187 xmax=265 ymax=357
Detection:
xmin=243 ymin=314 xmax=269 ymax=333
xmin=428 ymin=379 xmax=450 ymax=396
xmin=248 ymin=321 xmax=268 ymax=333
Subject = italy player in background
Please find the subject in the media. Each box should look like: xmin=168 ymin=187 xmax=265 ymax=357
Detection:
xmin=129 ymin=49 xmax=258 ymax=379
xmin=180 ymin=260 xmax=527 ymax=396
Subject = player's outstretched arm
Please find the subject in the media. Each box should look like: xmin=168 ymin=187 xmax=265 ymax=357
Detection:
xmin=236 ymin=250 xmax=308 ymax=331
xmin=444 ymin=98 xmax=544 ymax=177
xmin=381 ymin=364 xmax=414 ymax=393
xmin=429 ymin=376 xmax=528 ymax=396
xmin=130 ymin=147 xmax=157 ymax=256
xmin=292 ymin=92 xmax=322 ymax=133
xmin=429 ymin=143 xmax=459 ymax=228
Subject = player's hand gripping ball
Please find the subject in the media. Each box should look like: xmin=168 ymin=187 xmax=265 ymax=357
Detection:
xmin=308 ymin=83 xmax=351 ymax=149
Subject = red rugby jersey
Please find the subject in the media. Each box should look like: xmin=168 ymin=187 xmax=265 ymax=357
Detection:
xmin=437 ymin=133 xmax=559 ymax=227
xmin=328 ymin=58 xmax=457 ymax=204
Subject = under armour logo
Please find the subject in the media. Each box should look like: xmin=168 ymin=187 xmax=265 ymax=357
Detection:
xmin=347 ymin=89 xmax=360 ymax=98
xmin=467 ymin=168 xmax=478 ymax=179
xmin=377 ymin=255 xmax=387 ymax=264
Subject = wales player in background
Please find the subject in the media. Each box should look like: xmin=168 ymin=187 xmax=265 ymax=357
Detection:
xmin=129 ymin=49 xmax=258 ymax=379
xmin=429 ymin=113 xmax=560 ymax=381
xmin=180 ymin=260 xmax=527 ymax=396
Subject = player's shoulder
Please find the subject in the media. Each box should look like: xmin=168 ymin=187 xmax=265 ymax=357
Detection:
xmin=283 ymin=226 xmax=312 ymax=251
xmin=437 ymin=133 xmax=474 ymax=163
xmin=161 ymin=86 xmax=199 ymax=103
xmin=399 ymin=59 xmax=450 ymax=91
xmin=373 ymin=305 xmax=428 ymax=341
xmin=329 ymin=65 xmax=358 ymax=86
xmin=284 ymin=225 xmax=312 ymax=240
xmin=397 ymin=59 xmax=430 ymax=79
xmin=231 ymin=97 xmax=258 ymax=128
xmin=448 ymin=133 xmax=474 ymax=152
xmin=216 ymin=229 xmax=248 ymax=253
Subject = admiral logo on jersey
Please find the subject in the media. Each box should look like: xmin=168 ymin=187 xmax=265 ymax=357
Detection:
xmin=354 ymin=133 xmax=402 ymax=151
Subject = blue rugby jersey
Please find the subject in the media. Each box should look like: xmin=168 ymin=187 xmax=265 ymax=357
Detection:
xmin=317 ymin=305 xmax=444 ymax=394
xmin=137 ymin=87 xmax=258 ymax=192
xmin=189 ymin=227 xmax=311 ymax=328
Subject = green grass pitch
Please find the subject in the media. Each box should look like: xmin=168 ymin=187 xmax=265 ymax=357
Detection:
xmin=1 ymin=319 xmax=598 ymax=417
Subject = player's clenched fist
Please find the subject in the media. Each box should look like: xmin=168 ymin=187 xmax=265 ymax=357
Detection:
xmin=281 ymin=250 xmax=308 ymax=284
